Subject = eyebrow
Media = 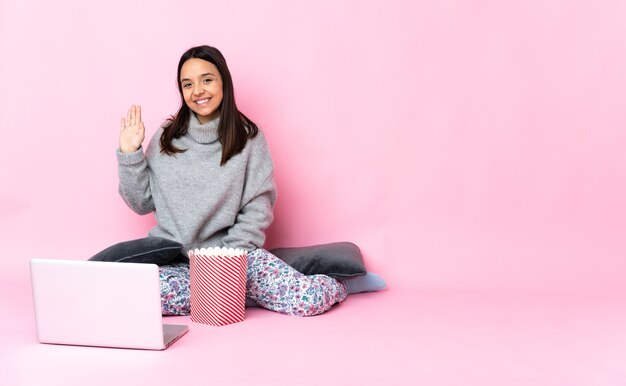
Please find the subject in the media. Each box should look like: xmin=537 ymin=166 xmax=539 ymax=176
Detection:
xmin=180 ymin=73 xmax=215 ymax=82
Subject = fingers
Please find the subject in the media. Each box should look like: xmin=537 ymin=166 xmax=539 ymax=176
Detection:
xmin=120 ymin=118 xmax=125 ymax=132
xmin=123 ymin=105 xmax=142 ymax=131
xmin=131 ymin=105 xmax=137 ymax=127
xmin=126 ymin=106 xmax=132 ymax=127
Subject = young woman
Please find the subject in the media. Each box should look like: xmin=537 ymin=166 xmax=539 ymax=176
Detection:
xmin=117 ymin=45 xmax=384 ymax=317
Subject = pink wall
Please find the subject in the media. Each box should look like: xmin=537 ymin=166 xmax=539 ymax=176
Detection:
xmin=1 ymin=0 xmax=625 ymax=294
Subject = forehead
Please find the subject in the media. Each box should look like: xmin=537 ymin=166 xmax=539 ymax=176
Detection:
xmin=180 ymin=58 xmax=220 ymax=79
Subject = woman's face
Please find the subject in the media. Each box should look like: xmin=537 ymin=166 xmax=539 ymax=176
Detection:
xmin=180 ymin=58 xmax=224 ymax=124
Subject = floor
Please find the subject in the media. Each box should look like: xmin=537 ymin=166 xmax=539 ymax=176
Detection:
xmin=2 ymin=273 xmax=626 ymax=386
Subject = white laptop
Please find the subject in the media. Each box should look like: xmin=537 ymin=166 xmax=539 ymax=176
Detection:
xmin=30 ymin=259 xmax=189 ymax=350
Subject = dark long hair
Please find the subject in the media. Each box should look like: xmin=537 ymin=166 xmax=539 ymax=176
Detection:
xmin=160 ymin=45 xmax=258 ymax=165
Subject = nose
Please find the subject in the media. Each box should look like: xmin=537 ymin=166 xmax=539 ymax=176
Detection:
xmin=193 ymin=83 xmax=204 ymax=96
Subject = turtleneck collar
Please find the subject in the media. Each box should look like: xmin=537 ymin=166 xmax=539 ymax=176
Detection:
xmin=187 ymin=112 xmax=221 ymax=144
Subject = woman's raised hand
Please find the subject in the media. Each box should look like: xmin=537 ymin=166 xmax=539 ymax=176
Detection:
xmin=119 ymin=105 xmax=146 ymax=153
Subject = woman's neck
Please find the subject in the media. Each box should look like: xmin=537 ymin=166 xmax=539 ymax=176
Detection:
xmin=187 ymin=112 xmax=220 ymax=144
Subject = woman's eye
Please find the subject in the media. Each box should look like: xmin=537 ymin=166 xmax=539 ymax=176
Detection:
xmin=182 ymin=83 xmax=191 ymax=88
xmin=203 ymin=79 xmax=212 ymax=84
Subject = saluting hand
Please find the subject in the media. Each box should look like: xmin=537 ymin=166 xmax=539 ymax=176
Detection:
xmin=119 ymin=105 xmax=146 ymax=153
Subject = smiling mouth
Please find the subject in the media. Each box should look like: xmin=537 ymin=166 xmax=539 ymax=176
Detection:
xmin=195 ymin=98 xmax=211 ymax=105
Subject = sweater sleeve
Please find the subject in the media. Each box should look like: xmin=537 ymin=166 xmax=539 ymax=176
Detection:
xmin=222 ymin=173 xmax=276 ymax=250
xmin=116 ymin=147 xmax=155 ymax=215
xmin=222 ymin=133 xmax=278 ymax=250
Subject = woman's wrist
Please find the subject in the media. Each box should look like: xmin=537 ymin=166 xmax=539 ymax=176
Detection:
xmin=120 ymin=145 xmax=141 ymax=153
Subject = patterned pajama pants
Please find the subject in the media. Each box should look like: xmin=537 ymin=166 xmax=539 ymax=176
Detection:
xmin=159 ymin=248 xmax=348 ymax=317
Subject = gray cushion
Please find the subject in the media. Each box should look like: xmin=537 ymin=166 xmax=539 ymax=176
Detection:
xmin=270 ymin=242 xmax=367 ymax=279
xmin=88 ymin=237 xmax=184 ymax=266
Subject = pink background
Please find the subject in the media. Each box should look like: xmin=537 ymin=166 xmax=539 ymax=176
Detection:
xmin=3 ymin=1 xmax=626 ymax=385
xmin=2 ymin=0 xmax=626 ymax=294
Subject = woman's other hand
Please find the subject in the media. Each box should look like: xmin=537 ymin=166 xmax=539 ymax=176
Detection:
xmin=119 ymin=105 xmax=146 ymax=153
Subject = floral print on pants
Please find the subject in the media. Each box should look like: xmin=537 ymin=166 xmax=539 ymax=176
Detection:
xmin=159 ymin=248 xmax=348 ymax=317
xmin=159 ymin=263 xmax=191 ymax=316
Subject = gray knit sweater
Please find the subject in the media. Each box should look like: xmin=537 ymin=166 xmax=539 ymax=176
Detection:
xmin=116 ymin=113 xmax=277 ymax=254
